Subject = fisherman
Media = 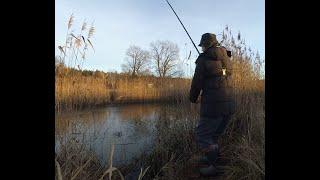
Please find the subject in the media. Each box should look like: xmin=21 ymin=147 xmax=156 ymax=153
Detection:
xmin=189 ymin=33 xmax=235 ymax=176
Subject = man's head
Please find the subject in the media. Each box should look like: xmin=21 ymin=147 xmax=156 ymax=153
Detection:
xmin=198 ymin=33 xmax=219 ymax=52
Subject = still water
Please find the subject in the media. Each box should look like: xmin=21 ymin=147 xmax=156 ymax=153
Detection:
xmin=55 ymin=103 xmax=195 ymax=166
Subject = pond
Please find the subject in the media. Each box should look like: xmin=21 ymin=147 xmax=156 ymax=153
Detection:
xmin=55 ymin=103 xmax=197 ymax=167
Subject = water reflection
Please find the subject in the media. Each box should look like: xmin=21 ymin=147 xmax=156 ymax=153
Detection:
xmin=55 ymin=104 xmax=192 ymax=166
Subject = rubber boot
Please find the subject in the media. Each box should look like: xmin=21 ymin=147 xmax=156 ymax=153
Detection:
xmin=199 ymin=145 xmax=219 ymax=176
xmin=199 ymin=164 xmax=217 ymax=176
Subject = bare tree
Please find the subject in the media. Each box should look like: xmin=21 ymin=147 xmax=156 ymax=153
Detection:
xmin=121 ymin=45 xmax=150 ymax=76
xmin=150 ymin=40 xmax=180 ymax=77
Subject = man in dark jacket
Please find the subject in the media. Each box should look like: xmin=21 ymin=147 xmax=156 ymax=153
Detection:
xmin=190 ymin=33 xmax=235 ymax=176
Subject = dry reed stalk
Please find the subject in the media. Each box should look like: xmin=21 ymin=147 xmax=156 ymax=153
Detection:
xmin=99 ymin=144 xmax=124 ymax=180
xmin=55 ymin=159 xmax=63 ymax=180
xmin=137 ymin=166 xmax=150 ymax=180
xmin=70 ymin=157 xmax=92 ymax=180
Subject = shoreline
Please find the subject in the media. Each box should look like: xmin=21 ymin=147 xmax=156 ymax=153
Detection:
xmin=55 ymin=99 xmax=191 ymax=113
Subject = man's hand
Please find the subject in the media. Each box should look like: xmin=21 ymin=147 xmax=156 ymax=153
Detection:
xmin=196 ymin=97 xmax=200 ymax=103
xmin=192 ymin=96 xmax=200 ymax=104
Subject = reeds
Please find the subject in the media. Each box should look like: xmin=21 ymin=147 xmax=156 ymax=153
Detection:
xmin=218 ymin=26 xmax=265 ymax=180
xmin=55 ymin=68 xmax=191 ymax=112
xmin=57 ymin=14 xmax=95 ymax=72
xmin=55 ymin=137 xmax=151 ymax=180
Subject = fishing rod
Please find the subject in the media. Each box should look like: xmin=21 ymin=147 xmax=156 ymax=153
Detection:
xmin=164 ymin=0 xmax=200 ymax=55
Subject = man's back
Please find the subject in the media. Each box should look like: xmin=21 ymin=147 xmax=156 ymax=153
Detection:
xmin=190 ymin=46 xmax=235 ymax=117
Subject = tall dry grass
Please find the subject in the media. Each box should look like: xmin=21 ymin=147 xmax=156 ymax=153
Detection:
xmin=55 ymin=138 xmax=150 ymax=180
xmin=55 ymin=68 xmax=190 ymax=112
xmin=57 ymin=14 xmax=95 ymax=71
xmin=219 ymin=26 xmax=265 ymax=180
xmin=55 ymin=137 xmax=104 ymax=180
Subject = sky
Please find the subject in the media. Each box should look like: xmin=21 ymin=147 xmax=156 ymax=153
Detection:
xmin=55 ymin=0 xmax=264 ymax=77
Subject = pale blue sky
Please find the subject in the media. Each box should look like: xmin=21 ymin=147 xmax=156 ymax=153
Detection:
xmin=55 ymin=0 xmax=264 ymax=76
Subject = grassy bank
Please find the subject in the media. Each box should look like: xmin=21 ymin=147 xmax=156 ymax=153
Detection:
xmin=55 ymin=67 xmax=190 ymax=112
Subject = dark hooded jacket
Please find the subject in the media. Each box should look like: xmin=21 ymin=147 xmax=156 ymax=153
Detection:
xmin=189 ymin=45 xmax=235 ymax=118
